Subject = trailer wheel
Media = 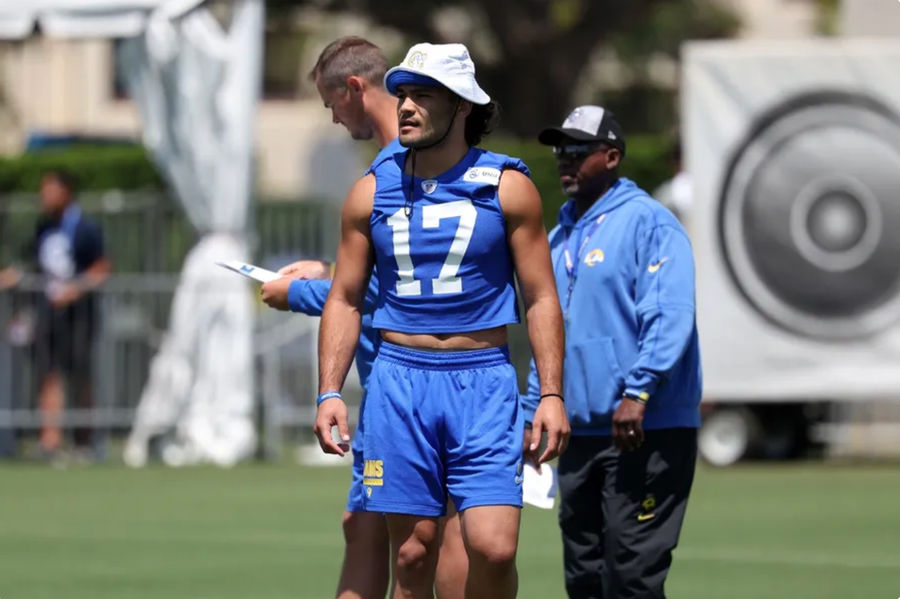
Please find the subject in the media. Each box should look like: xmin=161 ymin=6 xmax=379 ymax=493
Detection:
xmin=698 ymin=407 xmax=757 ymax=466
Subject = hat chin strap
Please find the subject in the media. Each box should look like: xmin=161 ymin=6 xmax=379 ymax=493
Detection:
xmin=404 ymin=97 xmax=462 ymax=219
xmin=407 ymin=97 xmax=462 ymax=152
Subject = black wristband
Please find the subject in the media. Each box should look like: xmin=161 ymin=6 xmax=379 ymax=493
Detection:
xmin=539 ymin=393 xmax=564 ymax=402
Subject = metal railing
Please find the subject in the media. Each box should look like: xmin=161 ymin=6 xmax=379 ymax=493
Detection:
xmin=0 ymin=191 xmax=350 ymax=461
xmin=0 ymin=274 xmax=367 ymax=462
xmin=0 ymin=190 xmax=342 ymax=272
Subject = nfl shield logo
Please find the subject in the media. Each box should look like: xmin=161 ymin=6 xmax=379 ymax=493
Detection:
xmin=422 ymin=179 xmax=438 ymax=194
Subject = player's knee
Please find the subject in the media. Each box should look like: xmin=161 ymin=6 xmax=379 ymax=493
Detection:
xmin=395 ymin=538 xmax=437 ymax=576
xmin=467 ymin=535 xmax=518 ymax=568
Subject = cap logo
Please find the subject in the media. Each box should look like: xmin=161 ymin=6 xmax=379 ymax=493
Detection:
xmin=421 ymin=179 xmax=438 ymax=194
xmin=407 ymin=51 xmax=426 ymax=69
xmin=562 ymin=106 xmax=605 ymax=136
xmin=608 ymin=132 xmax=617 ymax=140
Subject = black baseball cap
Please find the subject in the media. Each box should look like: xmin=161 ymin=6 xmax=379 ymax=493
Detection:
xmin=538 ymin=105 xmax=626 ymax=155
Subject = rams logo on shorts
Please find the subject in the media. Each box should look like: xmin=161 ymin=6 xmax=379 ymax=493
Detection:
xmin=363 ymin=459 xmax=384 ymax=487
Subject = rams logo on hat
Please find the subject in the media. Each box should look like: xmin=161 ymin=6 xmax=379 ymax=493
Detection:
xmin=407 ymin=51 xmax=426 ymax=69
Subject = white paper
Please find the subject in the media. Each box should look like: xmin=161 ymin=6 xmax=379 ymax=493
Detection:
xmin=522 ymin=462 xmax=557 ymax=510
xmin=215 ymin=260 xmax=282 ymax=284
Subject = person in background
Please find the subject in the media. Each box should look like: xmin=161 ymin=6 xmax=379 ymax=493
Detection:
xmin=526 ymin=106 xmax=702 ymax=599
xmin=0 ymin=169 xmax=111 ymax=460
xmin=652 ymin=138 xmax=692 ymax=224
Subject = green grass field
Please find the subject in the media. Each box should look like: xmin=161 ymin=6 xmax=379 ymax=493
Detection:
xmin=1 ymin=461 xmax=898 ymax=599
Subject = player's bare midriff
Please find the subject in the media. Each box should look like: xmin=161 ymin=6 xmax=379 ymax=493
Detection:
xmin=381 ymin=325 xmax=508 ymax=350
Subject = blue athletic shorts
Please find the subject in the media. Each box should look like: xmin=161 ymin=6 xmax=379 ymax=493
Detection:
xmin=362 ymin=342 xmax=524 ymax=516
xmin=346 ymin=395 xmax=368 ymax=512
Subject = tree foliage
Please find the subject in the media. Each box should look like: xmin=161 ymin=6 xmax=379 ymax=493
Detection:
xmin=283 ymin=0 xmax=739 ymax=135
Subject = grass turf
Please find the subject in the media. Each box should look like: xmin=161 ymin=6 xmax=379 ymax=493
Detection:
xmin=1 ymin=461 xmax=898 ymax=598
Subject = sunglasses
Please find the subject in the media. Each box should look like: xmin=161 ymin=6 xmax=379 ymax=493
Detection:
xmin=552 ymin=143 xmax=612 ymax=161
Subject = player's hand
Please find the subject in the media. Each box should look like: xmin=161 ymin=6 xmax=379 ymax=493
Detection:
xmin=523 ymin=426 xmax=541 ymax=470
xmin=313 ymin=397 xmax=350 ymax=456
xmin=529 ymin=395 xmax=570 ymax=466
xmin=0 ymin=267 xmax=22 ymax=290
xmin=260 ymin=277 xmax=292 ymax=311
xmin=277 ymin=260 xmax=332 ymax=280
xmin=612 ymin=397 xmax=645 ymax=452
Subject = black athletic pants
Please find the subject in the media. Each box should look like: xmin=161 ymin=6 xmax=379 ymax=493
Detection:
xmin=558 ymin=428 xmax=697 ymax=599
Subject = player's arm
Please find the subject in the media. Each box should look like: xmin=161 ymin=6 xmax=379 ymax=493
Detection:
xmin=278 ymin=259 xmax=331 ymax=280
xmin=613 ymin=223 xmax=696 ymax=451
xmin=262 ymin=278 xmax=331 ymax=313
xmin=0 ymin=231 xmax=36 ymax=289
xmin=261 ymin=260 xmax=333 ymax=312
xmin=78 ymin=256 xmax=112 ymax=291
xmin=315 ymin=174 xmax=376 ymax=456
xmin=499 ymin=169 xmax=569 ymax=464
xmin=0 ymin=266 xmax=22 ymax=290
xmin=76 ymin=221 xmax=112 ymax=293
xmin=54 ymin=225 xmax=111 ymax=307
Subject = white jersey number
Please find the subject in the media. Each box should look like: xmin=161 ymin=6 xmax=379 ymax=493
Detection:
xmin=386 ymin=200 xmax=477 ymax=296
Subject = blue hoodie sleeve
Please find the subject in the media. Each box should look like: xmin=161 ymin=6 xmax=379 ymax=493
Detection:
xmin=287 ymin=275 xmax=379 ymax=317
xmin=624 ymin=222 xmax=697 ymax=402
xmin=287 ymin=279 xmax=332 ymax=316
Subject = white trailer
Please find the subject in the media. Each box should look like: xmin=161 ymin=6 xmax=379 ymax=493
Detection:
xmin=683 ymin=39 xmax=900 ymax=464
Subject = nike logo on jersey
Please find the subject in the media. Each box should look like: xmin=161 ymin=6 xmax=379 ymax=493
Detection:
xmin=648 ymin=257 xmax=669 ymax=273
xmin=637 ymin=513 xmax=656 ymax=522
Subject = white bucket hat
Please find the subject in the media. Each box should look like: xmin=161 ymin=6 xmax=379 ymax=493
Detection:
xmin=384 ymin=42 xmax=490 ymax=105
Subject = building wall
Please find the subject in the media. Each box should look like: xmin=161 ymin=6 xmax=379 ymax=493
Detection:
xmin=840 ymin=0 xmax=900 ymax=36
xmin=0 ymin=36 xmax=361 ymax=199
xmin=0 ymin=39 xmax=138 ymax=148
xmin=729 ymin=0 xmax=819 ymax=39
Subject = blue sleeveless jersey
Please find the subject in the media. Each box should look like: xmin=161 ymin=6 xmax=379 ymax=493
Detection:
xmin=369 ymin=138 xmax=405 ymax=170
xmin=368 ymin=146 xmax=527 ymax=333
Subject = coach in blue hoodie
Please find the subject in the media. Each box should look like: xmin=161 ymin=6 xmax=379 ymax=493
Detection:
xmin=524 ymin=106 xmax=702 ymax=599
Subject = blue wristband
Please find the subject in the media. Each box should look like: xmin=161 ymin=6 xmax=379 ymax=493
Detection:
xmin=316 ymin=391 xmax=342 ymax=406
